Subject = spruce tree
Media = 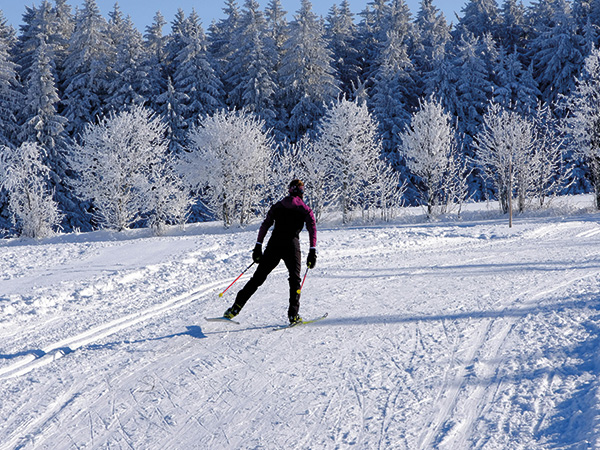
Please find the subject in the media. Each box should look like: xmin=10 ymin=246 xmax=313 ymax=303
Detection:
xmin=61 ymin=0 xmax=113 ymax=136
xmin=279 ymin=0 xmax=338 ymax=141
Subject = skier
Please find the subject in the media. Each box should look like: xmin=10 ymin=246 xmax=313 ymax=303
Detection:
xmin=224 ymin=179 xmax=317 ymax=325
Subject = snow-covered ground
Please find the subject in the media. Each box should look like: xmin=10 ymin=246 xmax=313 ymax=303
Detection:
xmin=2 ymin=197 xmax=600 ymax=449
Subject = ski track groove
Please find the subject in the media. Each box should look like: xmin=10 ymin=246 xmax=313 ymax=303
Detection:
xmin=0 ymin=270 xmax=263 ymax=381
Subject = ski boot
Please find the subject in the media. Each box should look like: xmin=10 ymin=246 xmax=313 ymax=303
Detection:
xmin=288 ymin=315 xmax=303 ymax=325
xmin=223 ymin=304 xmax=241 ymax=319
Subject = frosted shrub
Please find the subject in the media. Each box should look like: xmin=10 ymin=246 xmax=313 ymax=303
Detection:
xmin=183 ymin=108 xmax=274 ymax=227
xmin=400 ymin=96 xmax=469 ymax=218
xmin=70 ymin=105 xmax=189 ymax=232
xmin=315 ymin=97 xmax=402 ymax=223
xmin=0 ymin=142 xmax=61 ymax=238
xmin=566 ymin=47 xmax=600 ymax=208
xmin=475 ymin=102 xmax=537 ymax=214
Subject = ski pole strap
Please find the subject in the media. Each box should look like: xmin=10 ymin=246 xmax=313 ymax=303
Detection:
xmin=219 ymin=261 xmax=255 ymax=297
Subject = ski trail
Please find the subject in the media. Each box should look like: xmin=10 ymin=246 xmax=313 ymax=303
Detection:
xmin=0 ymin=280 xmax=223 ymax=380
xmin=418 ymin=265 xmax=600 ymax=449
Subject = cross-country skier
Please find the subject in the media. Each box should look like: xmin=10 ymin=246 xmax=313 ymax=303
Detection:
xmin=223 ymin=179 xmax=317 ymax=325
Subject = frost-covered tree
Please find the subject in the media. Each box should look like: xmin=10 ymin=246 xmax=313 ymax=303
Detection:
xmin=566 ymin=46 xmax=600 ymax=208
xmin=70 ymin=105 xmax=187 ymax=231
xmin=370 ymin=29 xmax=416 ymax=154
xmin=528 ymin=0 xmax=586 ymax=105
xmin=326 ymin=1 xmax=361 ymax=97
xmin=105 ymin=6 xmax=147 ymax=111
xmin=143 ymin=11 xmax=168 ymax=110
xmin=20 ymin=37 xmax=66 ymax=151
xmin=173 ymin=11 xmax=224 ymax=135
xmin=0 ymin=24 xmax=22 ymax=147
xmin=226 ymin=0 xmax=277 ymax=123
xmin=264 ymin=0 xmax=288 ymax=134
xmin=454 ymin=0 xmax=501 ymax=40
xmin=182 ymin=108 xmax=274 ymax=227
xmin=498 ymin=0 xmax=528 ymax=52
xmin=279 ymin=0 xmax=339 ymax=140
xmin=475 ymin=102 xmax=538 ymax=213
xmin=0 ymin=142 xmax=61 ymax=238
xmin=531 ymin=103 xmax=570 ymax=207
xmin=209 ymin=0 xmax=241 ymax=91
xmin=413 ymin=0 xmax=450 ymax=98
xmin=356 ymin=0 xmax=392 ymax=82
xmin=400 ymin=95 xmax=469 ymax=218
xmin=61 ymin=0 xmax=114 ymax=136
xmin=493 ymin=47 xmax=540 ymax=115
xmin=154 ymin=77 xmax=187 ymax=153
xmin=314 ymin=97 xmax=400 ymax=223
xmin=452 ymin=32 xmax=496 ymax=143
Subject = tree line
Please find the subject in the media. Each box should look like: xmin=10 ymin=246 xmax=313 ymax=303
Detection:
xmin=0 ymin=0 xmax=600 ymax=237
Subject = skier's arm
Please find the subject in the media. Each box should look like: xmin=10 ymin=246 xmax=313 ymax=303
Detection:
xmin=256 ymin=205 xmax=275 ymax=245
xmin=305 ymin=208 xmax=317 ymax=249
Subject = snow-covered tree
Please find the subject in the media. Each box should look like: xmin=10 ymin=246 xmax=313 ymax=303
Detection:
xmin=531 ymin=103 xmax=570 ymax=207
xmin=20 ymin=37 xmax=67 ymax=151
xmin=475 ymin=102 xmax=538 ymax=213
xmin=528 ymin=0 xmax=586 ymax=105
xmin=264 ymin=0 xmax=288 ymax=135
xmin=413 ymin=0 xmax=451 ymax=98
xmin=0 ymin=142 xmax=61 ymax=238
xmin=142 ymin=11 xmax=168 ymax=110
xmin=61 ymin=0 xmax=114 ymax=136
xmin=173 ymin=11 xmax=224 ymax=135
xmin=209 ymin=0 xmax=241 ymax=90
xmin=314 ymin=97 xmax=400 ymax=223
xmin=498 ymin=0 xmax=528 ymax=52
xmin=0 ymin=22 xmax=22 ymax=147
xmin=370 ymin=29 xmax=416 ymax=154
xmin=400 ymin=95 xmax=469 ymax=218
xmin=326 ymin=1 xmax=361 ymax=97
xmin=70 ymin=105 xmax=188 ymax=231
xmin=279 ymin=0 xmax=339 ymax=140
xmin=105 ymin=6 xmax=147 ymax=111
xmin=454 ymin=0 xmax=501 ymax=40
xmin=493 ymin=47 xmax=540 ymax=115
xmin=452 ymin=32 xmax=496 ymax=143
xmin=182 ymin=108 xmax=274 ymax=227
xmin=226 ymin=0 xmax=277 ymax=123
xmin=566 ymin=46 xmax=600 ymax=208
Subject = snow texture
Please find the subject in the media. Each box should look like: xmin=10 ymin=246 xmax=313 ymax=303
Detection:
xmin=2 ymin=196 xmax=600 ymax=449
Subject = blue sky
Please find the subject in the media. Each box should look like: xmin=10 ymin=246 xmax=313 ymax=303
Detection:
xmin=2 ymin=1 xmax=469 ymax=31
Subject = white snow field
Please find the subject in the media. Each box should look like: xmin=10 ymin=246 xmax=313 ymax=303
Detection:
xmin=2 ymin=197 xmax=600 ymax=449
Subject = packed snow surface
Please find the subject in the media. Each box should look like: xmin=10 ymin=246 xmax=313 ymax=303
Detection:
xmin=2 ymin=198 xmax=600 ymax=449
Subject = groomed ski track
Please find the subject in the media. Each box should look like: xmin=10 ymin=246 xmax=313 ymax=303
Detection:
xmin=2 ymin=206 xmax=600 ymax=449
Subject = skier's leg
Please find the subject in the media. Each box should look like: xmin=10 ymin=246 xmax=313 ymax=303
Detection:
xmin=283 ymin=238 xmax=302 ymax=318
xmin=233 ymin=244 xmax=281 ymax=311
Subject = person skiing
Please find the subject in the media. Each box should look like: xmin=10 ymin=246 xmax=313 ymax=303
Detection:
xmin=223 ymin=179 xmax=317 ymax=324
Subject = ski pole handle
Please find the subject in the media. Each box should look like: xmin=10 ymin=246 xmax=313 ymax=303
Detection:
xmin=297 ymin=267 xmax=309 ymax=294
xmin=219 ymin=261 xmax=255 ymax=297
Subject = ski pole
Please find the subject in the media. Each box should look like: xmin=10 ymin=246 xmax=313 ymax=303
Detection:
xmin=219 ymin=262 xmax=255 ymax=297
xmin=297 ymin=267 xmax=309 ymax=294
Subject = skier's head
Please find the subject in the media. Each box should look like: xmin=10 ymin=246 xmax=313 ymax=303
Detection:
xmin=288 ymin=179 xmax=305 ymax=198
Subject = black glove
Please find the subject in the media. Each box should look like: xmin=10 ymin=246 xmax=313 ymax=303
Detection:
xmin=307 ymin=248 xmax=317 ymax=269
xmin=252 ymin=243 xmax=262 ymax=263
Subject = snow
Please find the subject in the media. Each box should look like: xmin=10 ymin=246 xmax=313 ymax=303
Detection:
xmin=2 ymin=196 xmax=600 ymax=449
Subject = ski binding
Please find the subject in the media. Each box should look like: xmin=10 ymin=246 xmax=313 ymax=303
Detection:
xmin=273 ymin=312 xmax=328 ymax=331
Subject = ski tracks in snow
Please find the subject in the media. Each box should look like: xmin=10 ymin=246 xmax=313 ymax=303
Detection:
xmin=4 ymin=216 xmax=600 ymax=448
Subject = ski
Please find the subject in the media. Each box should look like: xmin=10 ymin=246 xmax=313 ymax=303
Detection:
xmin=272 ymin=313 xmax=328 ymax=331
xmin=204 ymin=316 xmax=240 ymax=325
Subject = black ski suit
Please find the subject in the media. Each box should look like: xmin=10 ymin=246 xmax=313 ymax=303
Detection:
xmin=234 ymin=194 xmax=317 ymax=318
